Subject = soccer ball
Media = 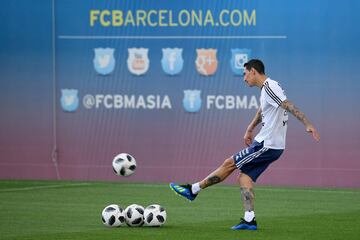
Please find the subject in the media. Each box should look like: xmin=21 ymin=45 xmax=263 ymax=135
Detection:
xmin=101 ymin=204 xmax=125 ymax=227
xmin=144 ymin=204 xmax=167 ymax=227
xmin=125 ymin=204 xmax=144 ymax=227
xmin=112 ymin=153 xmax=137 ymax=176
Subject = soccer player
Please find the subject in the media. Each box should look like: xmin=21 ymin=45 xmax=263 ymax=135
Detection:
xmin=170 ymin=59 xmax=320 ymax=230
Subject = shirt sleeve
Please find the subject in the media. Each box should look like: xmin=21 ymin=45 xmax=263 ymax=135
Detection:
xmin=263 ymin=81 xmax=287 ymax=107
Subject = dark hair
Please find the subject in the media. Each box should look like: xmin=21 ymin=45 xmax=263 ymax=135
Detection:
xmin=244 ymin=59 xmax=265 ymax=74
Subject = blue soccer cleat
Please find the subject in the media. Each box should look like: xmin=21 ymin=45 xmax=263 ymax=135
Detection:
xmin=231 ymin=218 xmax=258 ymax=230
xmin=169 ymin=182 xmax=197 ymax=201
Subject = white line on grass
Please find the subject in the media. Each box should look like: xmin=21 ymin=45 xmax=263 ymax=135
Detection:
xmin=0 ymin=183 xmax=92 ymax=193
xmin=219 ymin=185 xmax=360 ymax=194
xmin=58 ymin=35 xmax=288 ymax=40
xmin=113 ymin=183 xmax=360 ymax=194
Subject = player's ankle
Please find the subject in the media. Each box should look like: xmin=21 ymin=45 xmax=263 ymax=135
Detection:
xmin=191 ymin=182 xmax=201 ymax=195
xmin=244 ymin=211 xmax=255 ymax=222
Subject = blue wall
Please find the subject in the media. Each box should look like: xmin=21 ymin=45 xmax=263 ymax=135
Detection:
xmin=1 ymin=0 xmax=360 ymax=187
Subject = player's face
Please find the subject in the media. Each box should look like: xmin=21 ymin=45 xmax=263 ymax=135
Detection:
xmin=243 ymin=68 xmax=255 ymax=86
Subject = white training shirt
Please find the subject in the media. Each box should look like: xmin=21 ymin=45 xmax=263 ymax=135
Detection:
xmin=254 ymin=78 xmax=288 ymax=149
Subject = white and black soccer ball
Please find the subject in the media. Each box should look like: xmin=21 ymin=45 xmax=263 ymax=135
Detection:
xmin=144 ymin=204 xmax=167 ymax=227
xmin=125 ymin=204 xmax=144 ymax=227
xmin=101 ymin=204 xmax=125 ymax=227
xmin=112 ymin=153 xmax=137 ymax=177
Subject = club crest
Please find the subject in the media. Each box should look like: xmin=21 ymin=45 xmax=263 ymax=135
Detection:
xmin=195 ymin=49 xmax=218 ymax=76
xmin=161 ymin=48 xmax=183 ymax=75
xmin=183 ymin=90 xmax=202 ymax=113
xmin=230 ymin=49 xmax=251 ymax=75
xmin=127 ymin=48 xmax=149 ymax=75
xmin=60 ymin=89 xmax=79 ymax=112
xmin=93 ymin=48 xmax=115 ymax=75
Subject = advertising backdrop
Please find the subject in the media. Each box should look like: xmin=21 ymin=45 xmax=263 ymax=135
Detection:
xmin=1 ymin=0 xmax=360 ymax=188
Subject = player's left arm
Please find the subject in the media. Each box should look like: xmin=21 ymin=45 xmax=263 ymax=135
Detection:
xmin=280 ymin=99 xmax=320 ymax=141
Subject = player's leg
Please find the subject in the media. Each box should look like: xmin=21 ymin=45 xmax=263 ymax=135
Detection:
xmin=169 ymin=157 xmax=236 ymax=201
xmin=238 ymin=173 xmax=255 ymax=214
xmin=231 ymin=173 xmax=257 ymax=230
xmin=199 ymin=157 xmax=237 ymax=189
xmin=231 ymin=144 xmax=284 ymax=230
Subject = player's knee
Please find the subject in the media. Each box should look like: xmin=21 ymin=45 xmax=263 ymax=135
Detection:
xmin=237 ymin=173 xmax=253 ymax=187
xmin=222 ymin=157 xmax=235 ymax=169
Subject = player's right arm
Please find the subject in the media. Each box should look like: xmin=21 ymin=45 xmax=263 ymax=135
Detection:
xmin=280 ymin=99 xmax=320 ymax=141
xmin=244 ymin=107 xmax=262 ymax=146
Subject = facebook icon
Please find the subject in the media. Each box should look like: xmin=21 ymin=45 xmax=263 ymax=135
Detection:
xmin=183 ymin=90 xmax=202 ymax=113
xmin=161 ymin=48 xmax=183 ymax=75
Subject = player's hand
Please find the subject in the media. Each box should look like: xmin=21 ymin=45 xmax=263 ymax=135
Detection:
xmin=306 ymin=124 xmax=320 ymax=141
xmin=244 ymin=130 xmax=253 ymax=147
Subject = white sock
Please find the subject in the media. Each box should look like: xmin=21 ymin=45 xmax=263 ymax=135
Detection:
xmin=244 ymin=211 xmax=255 ymax=222
xmin=191 ymin=182 xmax=201 ymax=194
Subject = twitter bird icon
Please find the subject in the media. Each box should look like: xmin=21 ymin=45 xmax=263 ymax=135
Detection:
xmin=93 ymin=48 xmax=115 ymax=75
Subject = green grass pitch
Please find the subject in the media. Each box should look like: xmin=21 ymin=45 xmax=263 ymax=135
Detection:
xmin=0 ymin=180 xmax=359 ymax=240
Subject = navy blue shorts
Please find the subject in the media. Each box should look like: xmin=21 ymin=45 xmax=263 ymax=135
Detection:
xmin=232 ymin=141 xmax=283 ymax=182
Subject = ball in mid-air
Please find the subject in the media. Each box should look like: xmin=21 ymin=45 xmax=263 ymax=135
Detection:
xmin=112 ymin=153 xmax=137 ymax=176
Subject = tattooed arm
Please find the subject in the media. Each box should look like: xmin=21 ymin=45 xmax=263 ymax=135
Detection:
xmin=244 ymin=108 xmax=262 ymax=146
xmin=281 ymin=99 xmax=320 ymax=141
